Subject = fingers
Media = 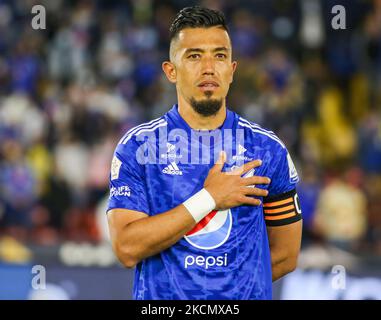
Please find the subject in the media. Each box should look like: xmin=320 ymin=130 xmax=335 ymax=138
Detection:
xmin=238 ymin=196 xmax=262 ymax=206
xmin=210 ymin=151 xmax=226 ymax=173
xmin=240 ymin=187 xmax=269 ymax=197
xmin=229 ymin=159 xmax=263 ymax=176
xmin=242 ymin=176 xmax=271 ymax=186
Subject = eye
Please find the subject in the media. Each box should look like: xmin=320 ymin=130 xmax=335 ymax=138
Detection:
xmin=188 ymin=53 xmax=201 ymax=59
xmin=216 ymin=53 xmax=227 ymax=59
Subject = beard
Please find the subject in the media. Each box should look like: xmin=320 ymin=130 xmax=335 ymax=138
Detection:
xmin=189 ymin=94 xmax=223 ymax=117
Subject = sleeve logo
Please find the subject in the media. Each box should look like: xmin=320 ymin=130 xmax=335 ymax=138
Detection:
xmin=287 ymin=153 xmax=299 ymax=183
xmin=111 ymin=156 xmax=122 ymax=180
xmin=110 ymin=185 xmax=131 ymax=198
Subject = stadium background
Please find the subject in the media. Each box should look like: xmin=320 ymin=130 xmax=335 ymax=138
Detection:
xmin=0 ymin=0 xmax=380 ymax=299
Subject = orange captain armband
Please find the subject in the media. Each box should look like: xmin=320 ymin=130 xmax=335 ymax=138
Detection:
xmin=263 ymin=189 xmax=302 ymax=226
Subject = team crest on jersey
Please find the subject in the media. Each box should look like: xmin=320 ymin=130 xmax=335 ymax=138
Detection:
xmin=184 ymin=209 xmax=232 ymax=250
xmin=167 ymin=142 xmax=176 ymax=153
xmin=160 ymin=142 xmax=183 ymax=160
xmin=111 ymin=156 xmax=122 ymax=180
xmin=230 ymin=166 xmax=255 ymax=187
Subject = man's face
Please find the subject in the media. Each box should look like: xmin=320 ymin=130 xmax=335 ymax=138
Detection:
xmin=164 ymin=26 xmax=237 ymax=114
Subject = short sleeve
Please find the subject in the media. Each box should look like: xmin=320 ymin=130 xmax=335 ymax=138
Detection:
xmin=267 ymin=147 xmax=299 ymax=196
xmin=263 ymin=147 xmax=302 ymax=226
xmin=106 ymin=141 xmax=150 ymax=215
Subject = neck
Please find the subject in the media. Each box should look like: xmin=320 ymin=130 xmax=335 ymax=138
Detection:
xmin=177 ymin=95 xmax=227 ymax=130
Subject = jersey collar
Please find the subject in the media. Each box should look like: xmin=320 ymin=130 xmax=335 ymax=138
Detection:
xmin=167 ymin=104 xmax=235 ymax=133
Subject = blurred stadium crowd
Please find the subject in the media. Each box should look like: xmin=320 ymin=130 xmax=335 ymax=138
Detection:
xmin=0 ymin=0 xmax=380 ymax=261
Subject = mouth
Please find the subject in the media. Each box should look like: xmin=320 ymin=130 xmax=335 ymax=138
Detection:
xmin=197 ymin=81 xmax=219 ymax=92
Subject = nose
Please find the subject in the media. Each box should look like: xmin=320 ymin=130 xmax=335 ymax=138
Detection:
xmin=201 ymin=57 xmax=215 ymax=75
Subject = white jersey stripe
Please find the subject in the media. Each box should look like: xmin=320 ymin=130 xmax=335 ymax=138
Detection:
xmin=238 ymin=117 xmax=277 ymax=137
xmin=119 ymin=118 xmax=163 ymax=145
xmin=238 ymin=122 xmax=285 ymax=148
xmin=121 ymin=118 xmax=165 ymax=144
xmin=119 ymin=117 xmax=164 ymax=144
xmin=123 ymin=121 xmax=168 ymax=144
xmin=238 ymin=118 xmax=283 ymax=144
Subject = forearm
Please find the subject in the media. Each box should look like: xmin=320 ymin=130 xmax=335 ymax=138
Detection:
xmin=115 ymin=205 xmax=196 ymax=267
xmin=270 ymin=251 xmax=297 ymax=282
xmin=267 ymin=221 xmax=302 ymax=282
xmin=272 ymin=260 xmax=294 ymax=282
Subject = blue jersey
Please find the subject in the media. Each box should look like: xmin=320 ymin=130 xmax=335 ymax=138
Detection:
xmin=107 ymin=105 xmax=302 ymax=300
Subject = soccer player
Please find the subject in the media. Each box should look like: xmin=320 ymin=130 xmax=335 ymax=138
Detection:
xmin=107 ymin=6 xmax=302 ymax=300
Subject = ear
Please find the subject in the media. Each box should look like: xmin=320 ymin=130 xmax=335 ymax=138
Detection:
xmin=229 ymin=61 xmax=238 ymax=84
xmin=162 ymin=61 xmax=177 ymax=84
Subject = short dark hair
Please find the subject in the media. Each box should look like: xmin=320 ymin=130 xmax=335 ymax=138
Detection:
xmin=169 ymin=6 xmax=228 ymax=41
